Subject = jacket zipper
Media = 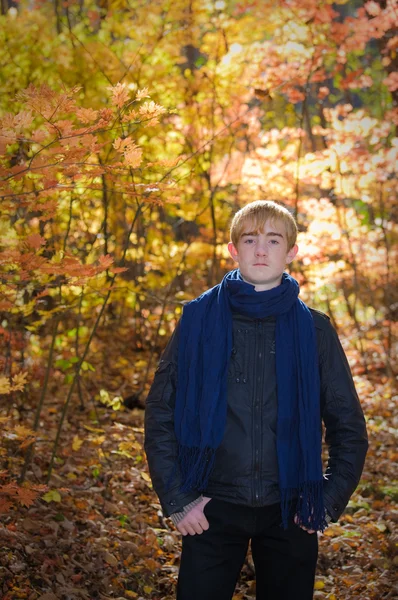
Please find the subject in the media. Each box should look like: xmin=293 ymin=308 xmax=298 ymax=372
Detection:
xmin=253 ymin=319 xmax=262 ymax=506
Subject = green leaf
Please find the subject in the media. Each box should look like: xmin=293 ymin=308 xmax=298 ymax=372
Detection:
xmin=81 ymin=360 xmax=95 ymax=372
xmin=118 ymin=514 xmax=128 ymax=527
xmin=55 ymin=359 xmax=72 ymax=371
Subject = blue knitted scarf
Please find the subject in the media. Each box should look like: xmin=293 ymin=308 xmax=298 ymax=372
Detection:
xmin=174 ymin=269 xmax=326 ymax=531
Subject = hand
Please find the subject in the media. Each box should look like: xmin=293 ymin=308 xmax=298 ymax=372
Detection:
xmin=176 ymin=496 xmax=212 ymax=536
xmin=294 ymin=514 xmax=316 ymax=534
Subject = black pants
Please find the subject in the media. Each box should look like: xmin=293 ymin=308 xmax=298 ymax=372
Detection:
xmin=177 ymin=499 xmax=318 ymax=600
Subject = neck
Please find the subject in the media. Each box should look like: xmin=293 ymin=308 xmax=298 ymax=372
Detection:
xmin=241 ymin=275 xmax=283 ymax=292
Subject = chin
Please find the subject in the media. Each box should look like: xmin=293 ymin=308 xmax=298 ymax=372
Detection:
xmin=242 ymin=274 xmax=264 ymax=286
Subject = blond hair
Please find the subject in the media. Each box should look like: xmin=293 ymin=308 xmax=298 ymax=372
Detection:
xmin=230 ymin=201 xmax=298 ymax=250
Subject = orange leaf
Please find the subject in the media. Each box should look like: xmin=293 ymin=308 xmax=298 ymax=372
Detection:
xmin=108 ymin=82 xmax=130 ymax=108
xmin=75 ymin=107 xmax=99 ymax=123
xmin=26 ymin=233 xmax=45 ymax=249
xmin=125 ymin=146 xmax=143 ymax=168
xmin=98 ymin=254 xmax=114 ymax=270
xmin=0 ymin=483 xmax=18 ymax=497
xmin=16 ymin=487 xmax=38 ymax=508
xmin=0 ymin=498 xmax=13 ymax=513
xmin=135 ymin=87 xmax=150 ymax=101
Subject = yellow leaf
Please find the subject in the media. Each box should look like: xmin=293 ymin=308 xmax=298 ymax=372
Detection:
xmin=119 ymin=441 xmax=133 ymax=452
xmin=14 ymin=425 xmax=36 ymax=439
xmin=91 ymin=435 xmax=106 ymax=445
xmin=11 ymin=371 xmax=29 ymax=392
xmin=143 ymin=587 xmax=152 ymax=595
xmin=104 ymin=551 xmax=118 ymax=566
xmin=99 ymin=389 xmax=110 ymax=405
xmin=72 ymin=436 xmax=83 ymax=451
xmin=42 ymin=490 xmax=61 ymax=503
xmin=111 ymin=396 xmax=123 ymax=411
xmin=0 ymin=376 xmax=11 ymax=395
xmin=83 ymin=425 xmax=105 ymax=433
xmin=140 ymin=471 xmax=152 ymax=485
xmin=135 ymin=360 xmax=147 ymax=368
xmin=323 ymin=525 xmax=343 ymax=536
xmin=314 ymin=580 xmax=325 ymax=590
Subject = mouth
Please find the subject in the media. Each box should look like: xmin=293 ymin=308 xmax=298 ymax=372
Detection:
xmin=253 ymin=263 xmax=268 ymax=266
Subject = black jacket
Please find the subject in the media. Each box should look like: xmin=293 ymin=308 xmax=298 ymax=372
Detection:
xmin=144 ymin=309 xmax=368 ymax=522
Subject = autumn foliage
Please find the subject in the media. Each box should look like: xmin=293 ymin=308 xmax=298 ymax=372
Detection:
xmin=0 ymin=0 xmax=397 ymax=598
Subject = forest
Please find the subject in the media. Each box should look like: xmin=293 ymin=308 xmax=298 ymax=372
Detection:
xmin=0 ymin=0 xmax=397 ymax=598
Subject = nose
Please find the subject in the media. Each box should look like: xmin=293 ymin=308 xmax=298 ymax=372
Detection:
xmin=255 ymin=243 xmax=268 ymax=256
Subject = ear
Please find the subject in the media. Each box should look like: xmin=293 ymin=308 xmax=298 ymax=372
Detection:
xmin=286 ymin=244 xmax=298 ymax=264
xmin=228 ymin=241 xmax=239 ymax=262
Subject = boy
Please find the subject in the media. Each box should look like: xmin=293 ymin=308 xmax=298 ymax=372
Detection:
xmin=144 ymin=201 xmax=368 ymax=600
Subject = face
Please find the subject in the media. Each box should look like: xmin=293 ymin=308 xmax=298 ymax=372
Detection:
xmin=227 ymin=219 xmax=298 ymax=291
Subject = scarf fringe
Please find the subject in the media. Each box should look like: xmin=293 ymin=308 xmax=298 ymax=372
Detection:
xmin=281 ymin=480 xmax=327 ymax=532
xmin=177 ymin=445 xmax=216 ymax=492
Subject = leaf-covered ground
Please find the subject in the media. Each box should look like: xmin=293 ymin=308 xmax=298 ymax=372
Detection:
xmin=1 ymin=374 xmax=397 ymax=600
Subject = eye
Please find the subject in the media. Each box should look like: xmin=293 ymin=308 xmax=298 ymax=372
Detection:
xmin=244 ymin=238 xmax=255 ymax=244
xmin=270 ymin=239 xmax=279 ymax=245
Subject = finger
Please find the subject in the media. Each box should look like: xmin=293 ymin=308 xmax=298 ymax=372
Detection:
xmin=186 ymin=518 xmax=203 ymax=535
xmin=185 ymin=524 xmax=197 ymax=536
xmin=193 ymin=522 xmax=204 ymax=535
xmin=177 ymin=524 xmax=188 ymax=536
xmin=294 ymin=514 xmax=315 ymax=533
xmin=198 ymin=514 xmax=209 ymax=531
xmin=300 ymin=525 xmax=315 ymax=534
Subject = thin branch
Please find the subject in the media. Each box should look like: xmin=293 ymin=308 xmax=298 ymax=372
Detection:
xmin=46 ymin=203 xmax=143 ymax=482
xmin=19 ymin=316 xmax=60 ymax=483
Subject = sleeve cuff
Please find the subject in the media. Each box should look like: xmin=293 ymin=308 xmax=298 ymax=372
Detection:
xmin=325 ymin=510 xmax=333 ymax=526
xmin=169 ymin=496 xmax=203 ymax=526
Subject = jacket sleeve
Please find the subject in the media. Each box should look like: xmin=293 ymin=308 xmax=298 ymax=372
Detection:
xmin=144 ymin=321 xmax=200 ymax=517
xmin=319 ymin=319 xmax=369 ymax=522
